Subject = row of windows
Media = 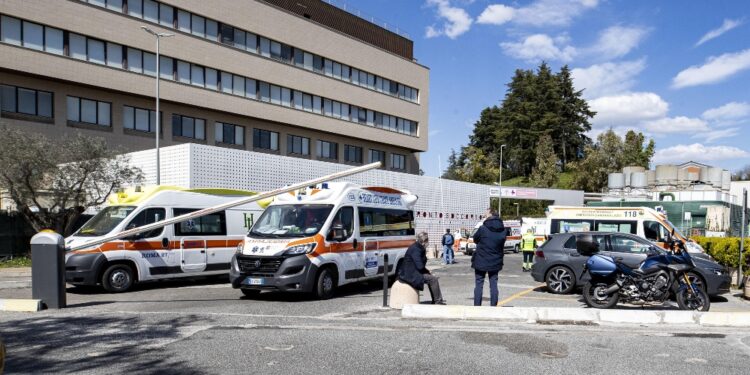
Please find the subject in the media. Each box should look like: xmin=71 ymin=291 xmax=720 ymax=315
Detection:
xmin=0 ymin=15 xmax=418 ymax=137
xmin=77 ymin=0 xmax=420 ymax=103
xmin=1 ymin=83 xmax=408 ymax=170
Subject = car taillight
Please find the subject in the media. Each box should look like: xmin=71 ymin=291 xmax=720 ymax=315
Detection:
xmin=535 ymin=250 xmax=544 ymax=258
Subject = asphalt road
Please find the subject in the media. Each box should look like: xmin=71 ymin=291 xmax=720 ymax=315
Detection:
xmin=2 ymin=252 xmax=750 ymax=374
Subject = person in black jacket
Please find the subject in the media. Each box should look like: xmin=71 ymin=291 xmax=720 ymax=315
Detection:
xmin=471 ymin=208 xmax=507 ymax=306
xmin=398 ymin=232 xmax=446 ymax=305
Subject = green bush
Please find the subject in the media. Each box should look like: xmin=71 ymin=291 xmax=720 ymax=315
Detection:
xmin=0 ymin=256 xmax=31 ymax=268
xmin=693 ymin=236 xmax=750 ymax=273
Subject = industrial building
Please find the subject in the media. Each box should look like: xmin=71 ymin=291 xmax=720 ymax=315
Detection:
xmin=0 ymin=0 xmax=428 ymax=174
xmin=591 ymin=162 xmax=748 ymax=237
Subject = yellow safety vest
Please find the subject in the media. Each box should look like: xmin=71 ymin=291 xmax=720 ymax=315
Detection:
xmin=522 ymin=233 xmax=536 ymax=251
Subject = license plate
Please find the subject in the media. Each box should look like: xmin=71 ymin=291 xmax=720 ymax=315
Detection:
xmin=244 ymin=277 xmax=264 ymax=285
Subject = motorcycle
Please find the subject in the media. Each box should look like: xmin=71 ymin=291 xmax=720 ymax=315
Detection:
xmin=578 ymin=232 xmax=710 ymax=311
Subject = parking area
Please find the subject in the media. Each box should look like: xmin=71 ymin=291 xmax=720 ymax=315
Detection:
xmin=2 ymin=251 xmax=748 ymax=314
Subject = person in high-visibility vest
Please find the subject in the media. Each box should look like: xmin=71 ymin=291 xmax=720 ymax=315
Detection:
xmin=521 ymin=229 xmax=537 ymax=271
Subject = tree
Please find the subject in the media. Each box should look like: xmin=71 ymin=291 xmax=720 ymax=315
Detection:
xmin=622 ymin=130 xmax=655 ymax=168
xmin=530 ymin=134 xmax=559 ymax=188
xmin=441 ymin=149 xmax=462 ymax=180
xmin=555 ymin=65 xmax=595 ymax=170
xmin=0 ymin=127 xmax=143 ymax=236
xmin=570 ymin=129 xmax=655 ymax=192
xmin=732 ymin=164 xmax=750 ymax=181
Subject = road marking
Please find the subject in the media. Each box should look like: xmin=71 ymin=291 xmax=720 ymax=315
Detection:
xmin=497 ymin=287 xmax=537 ymax=306
xmin=519 ymin=296 xmax=582 ymax=303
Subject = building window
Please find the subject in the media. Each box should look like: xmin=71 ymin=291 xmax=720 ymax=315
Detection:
xmin=215 ymin=122 xmax=244 ymax=146
xmin=66 ymin=96 xmax=111 ymax=126
xmin=172 ymin=114 xmax=205 ymax=140
xmin=344 ymin=145 xmax=363 ymax=164
xmin=123 ymin=105 xmax=159 ymax=132
xmin=287 ymin=135 xmax=310 ymax=156
xmin=252 ymin=128 xmax=279 ymax=151
xmin=316 ymin=140 xmax=338 ymax=160
xmin=1 ymin=85 xmax=53 ymax=118
xmin=369 ymin=149 xmax=385 ymax=165
xmin=391 ymin=154 xmax=406 ymax=170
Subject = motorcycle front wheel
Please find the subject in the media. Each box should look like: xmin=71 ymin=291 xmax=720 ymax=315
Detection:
xmin=676 ymin=286 xmax=710 ymax=311
xmin=583 ymin=281 xmax=619 ymax=309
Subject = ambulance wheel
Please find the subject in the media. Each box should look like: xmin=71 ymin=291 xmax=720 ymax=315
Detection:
xmin=102 ymin=264 xmax=134 ymax=293
xmin=514 ymin=244 xmax=520 ymax=253
xmin=241 ymin=289 xmax=261 ymax=297
xmin=314 ymin=267 xmax=336 ymax=300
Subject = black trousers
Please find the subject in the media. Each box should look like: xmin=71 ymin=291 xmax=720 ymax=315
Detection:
xmin=423 ymin=273 xmax=443 ymax=302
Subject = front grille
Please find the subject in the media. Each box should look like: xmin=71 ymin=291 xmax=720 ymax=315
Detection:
xmin=237 ymin=255 xmax=284 ymax=277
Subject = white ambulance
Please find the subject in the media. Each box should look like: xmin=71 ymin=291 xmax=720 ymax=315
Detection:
xmin=229 ymin=182 xmax=418 ymax=299
xmin=461 ymin=220 xmax=523 ymax=255
xmin=546 ymin=206 xmax=705 ymax=253
xmin=65 ymin=186 xmax=266 ymax=292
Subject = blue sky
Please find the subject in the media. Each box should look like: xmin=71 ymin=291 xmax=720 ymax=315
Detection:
xmin=347 ymin=0 xmax=750 ymax=177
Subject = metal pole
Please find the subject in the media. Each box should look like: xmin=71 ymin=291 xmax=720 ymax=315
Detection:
xmin=740 ymin=188 xmax=747 ymax=286
xmin=382 ymin=254 xmax=389 ymax=307
xmin=69 ymin=162 xmax=382 ymax=251
xmin=498 ymin=145 xmax=505 ymax=217
xmin=155 ymin=36 xmax=160 ymax=185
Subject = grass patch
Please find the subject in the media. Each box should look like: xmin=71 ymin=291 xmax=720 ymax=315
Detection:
xmin=0 ymin=256 xmax=31 ymax=268
xmin=502 ymin=172 xmax=574 ymax=190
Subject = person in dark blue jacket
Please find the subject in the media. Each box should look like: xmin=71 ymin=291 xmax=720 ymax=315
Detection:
xmin=398 ymin=232 xmax=446 ymax=305
xmin=471 ymin=208 xmax=507 ymax=306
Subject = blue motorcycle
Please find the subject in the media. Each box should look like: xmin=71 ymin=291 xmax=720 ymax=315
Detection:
xmin=578 ymin=233 xmax=710 ymax=311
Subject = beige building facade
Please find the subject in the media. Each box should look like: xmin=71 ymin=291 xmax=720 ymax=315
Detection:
xmin=0 ymin=0 xmax=429 ymax=174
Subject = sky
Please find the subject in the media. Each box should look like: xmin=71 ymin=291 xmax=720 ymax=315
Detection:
xmin=346 ymin=0 xmax=750 ymax=177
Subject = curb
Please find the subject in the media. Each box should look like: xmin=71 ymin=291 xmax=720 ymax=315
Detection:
xmin=0 ymin=299 xmax=42 ymax=312
xmin=401 ymin=305 xmax=750 ymax=327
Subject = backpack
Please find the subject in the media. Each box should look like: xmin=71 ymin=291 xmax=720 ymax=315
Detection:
xmin=443 ymin=234 xmax=454 ymax=246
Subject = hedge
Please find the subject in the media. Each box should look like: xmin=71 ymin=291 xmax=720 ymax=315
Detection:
xmin=693 ymin=236 xmax=750 ymax=273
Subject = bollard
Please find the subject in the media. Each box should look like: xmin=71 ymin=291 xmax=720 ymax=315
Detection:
xmin=383 ymin=254 xmax=389 ymax=307
xmin=31 ymin=231 xmax=66 ymax=309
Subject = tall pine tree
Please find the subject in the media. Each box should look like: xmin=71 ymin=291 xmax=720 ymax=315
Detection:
xmin=530 ymin=134 xmax=559 ymax=188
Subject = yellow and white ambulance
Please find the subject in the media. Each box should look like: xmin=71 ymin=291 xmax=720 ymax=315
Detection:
xmin=460 ymin=220 xmax=523 ymax=255
xmin=230 ymin=182 xmax=418 ymax=299
xmin=65 ymin=186 xmax=266 ymax=292
xmin=546 ymin=206 xmax=704 ymax=253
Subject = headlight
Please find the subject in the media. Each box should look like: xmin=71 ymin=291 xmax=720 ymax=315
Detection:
xmin=236 ymin=241 xmax=244 ymax=255
xmin=283 ymin=243 xmax=316 ymax=256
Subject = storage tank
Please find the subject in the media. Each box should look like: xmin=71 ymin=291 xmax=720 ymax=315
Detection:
xmin=630 ymin=172 xmax=647 ymax=188
xmin=722 ymin=170 xmax=732 ymax=190
xmin=677 ymin=169 xmax=688 ymax=184
xmin=646 ymin=170 xmax=656 ymax=187
xmin=708 ymin=167 xmax=723 ymax=188
xmin=699 ymin=167 xmax=710 ymax=184
xmin=608 ymin=173 xmax=625 ymax=190
xmin=655 ymin=164 xmax=678 ymax=186
xmin=623 ymin=166 xmax=645 ymax=187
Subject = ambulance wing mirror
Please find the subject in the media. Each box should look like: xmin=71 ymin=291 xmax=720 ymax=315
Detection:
xmin=575 ymin=234 xmax=599 ymax=256
xmin=328 ymin=224 xmax=346 ymax=242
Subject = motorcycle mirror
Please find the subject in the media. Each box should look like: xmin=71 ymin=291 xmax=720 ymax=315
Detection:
xmin=576 ymin=234 xmax=599 ymax=255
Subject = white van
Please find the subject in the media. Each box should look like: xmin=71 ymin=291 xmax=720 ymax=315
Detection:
xmin=458 ymin=220 xmax=522 ymax=254
xmin=229 ymin=182 xmax=418 ymax=299
xmin=546 ymin=206 xmax=704 ymax=253
xmin=65 ymin=186 xmax=265 ymax=292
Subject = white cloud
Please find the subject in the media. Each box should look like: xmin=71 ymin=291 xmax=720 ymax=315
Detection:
xmin=476 ymin=4 xmax=515 ymax=25
xmin=699 ymin=127 xmax=741 ymax=143
xmin=642 ymin=116 xmax=709 ymax=134
xmin=695 ymin=18 xmax=745 ymax=47
xmin=589 ymin=92 xmax=669 ymax=127
xmin=500 ymin=34 xmax=576 ymax=62
xmin=588 ymin=26 xmax=649 ymax=60
xmin=702 ymin=101 xmax=750 ymax=122
xmin=571 ymin=59 xmax=647 ymax=98
xmin=477 ymin=0 xmax=598 ymax=28
xmin=424 ymin=0 xmax=473 ymax=39
xmin=672 ymin=48 xmax=750 ymax=88
xmin=653 ymin=143 xmax=749 ymax=164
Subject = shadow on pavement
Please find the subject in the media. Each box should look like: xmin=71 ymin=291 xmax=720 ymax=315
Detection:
xmin=0 ymin=314 xmax=213 ymax=374
xmin=67 ymin=275 xmax=230 ymax=295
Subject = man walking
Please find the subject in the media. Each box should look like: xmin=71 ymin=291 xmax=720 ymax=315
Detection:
xmin=471 ymin=208 xmax=507 ymax=306
xmin=521 ymin=228 xmax=537 ymax=271
xmin=399 ymin=232 xmax=447 ymax=305
xmin=441 ymin=229 xmax=455 ymax=264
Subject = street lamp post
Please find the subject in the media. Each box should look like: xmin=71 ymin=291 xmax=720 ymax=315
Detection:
xmin=498 ymin=144 xmax=506 ymax=217
xmin=514 ymin=203 xmax=519 ymax=219
xmin=141 ymin=26 xmax=173 ymax=185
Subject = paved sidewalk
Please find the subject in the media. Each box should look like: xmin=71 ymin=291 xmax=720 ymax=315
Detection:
xmin=0 ymin=267 xmax=31 ymax=290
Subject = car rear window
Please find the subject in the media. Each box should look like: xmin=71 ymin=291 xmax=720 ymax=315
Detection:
xmin=563 ymin=236 xmax=577 ymax=249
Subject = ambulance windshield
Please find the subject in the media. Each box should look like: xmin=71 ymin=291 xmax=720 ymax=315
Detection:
xmin=75 ymin=206 xmax=136 ymax=237
xmin=250 ymin=204 xmax=334 ymax=238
